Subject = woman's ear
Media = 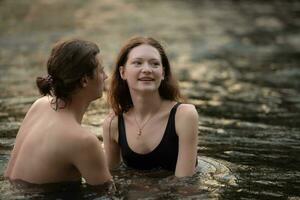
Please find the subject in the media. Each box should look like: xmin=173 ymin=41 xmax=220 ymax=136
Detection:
xmin=81 ymin=75 xmax=89 ymax=88
xmin=119 ymin=66 xmax=126 ymax=80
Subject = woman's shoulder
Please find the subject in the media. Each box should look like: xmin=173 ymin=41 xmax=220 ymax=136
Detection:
xmin=176 ymin=103 xmax=199 ymax=123
xmin=175 ymin=103 xmax=199 ymax=138
xmin=177 ymin=103 xmax=198 ymax=114
xmin=103 ymin=112 xmax=118 ymax=128
xmin=103 ymin=112 xmax=119 ymax=139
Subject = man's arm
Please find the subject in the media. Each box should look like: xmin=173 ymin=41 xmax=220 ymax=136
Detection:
xmin=72 ymin=132 xmax=112 ymax=185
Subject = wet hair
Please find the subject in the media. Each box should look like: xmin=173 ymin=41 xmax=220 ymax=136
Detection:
xmin=108 ymin=36 xmax=183 ymax=115
xmin=36 ymin=39 xmax=100 ymax=108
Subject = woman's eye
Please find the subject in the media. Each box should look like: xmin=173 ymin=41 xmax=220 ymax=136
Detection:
xmin=133 ymin=61 xmax=142 ymax=65
xmin=151 ymin=62 xmax=160 ymax=67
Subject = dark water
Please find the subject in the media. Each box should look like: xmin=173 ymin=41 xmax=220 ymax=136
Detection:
xmin=0 ymin=0 xmax=300 ymax=199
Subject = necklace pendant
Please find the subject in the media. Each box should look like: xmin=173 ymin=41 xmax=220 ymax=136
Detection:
xmin=138 ymin=129 xmax=142 ymax=136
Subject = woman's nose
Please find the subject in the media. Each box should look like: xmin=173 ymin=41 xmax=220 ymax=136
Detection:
xmin=141 ymin=62 xmax=151 ymax=72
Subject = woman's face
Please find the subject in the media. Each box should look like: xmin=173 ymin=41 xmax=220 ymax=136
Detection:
xmin=120 ymin=44 xmax=164 ymax=93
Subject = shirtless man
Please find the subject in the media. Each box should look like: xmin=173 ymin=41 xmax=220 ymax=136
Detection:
xmin=5 ymin=39 xmax=112 ymax=185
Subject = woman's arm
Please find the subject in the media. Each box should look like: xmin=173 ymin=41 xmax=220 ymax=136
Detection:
xmin=174 ymin=104 xmax=199 ymax=177
xmin=102 ymin=114 xmax=121 ymax=170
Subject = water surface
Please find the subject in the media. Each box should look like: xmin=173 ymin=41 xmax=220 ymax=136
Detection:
xmin=0 ymin=0 xmax=299 ymax=199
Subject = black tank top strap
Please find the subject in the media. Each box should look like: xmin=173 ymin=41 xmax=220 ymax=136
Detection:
xmin=173 ymin=102 xmax=181 ymax=109
xmin=164 ymin=102 xmax=181 ymax=137
xmin=170 ymin=102 xmax=181 ymax=119
xmin=118 ymin=114 xmax=126 ymax=146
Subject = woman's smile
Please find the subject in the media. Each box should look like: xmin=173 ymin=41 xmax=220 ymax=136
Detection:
xmin=138 ymin=77 xmax=154 ymax=81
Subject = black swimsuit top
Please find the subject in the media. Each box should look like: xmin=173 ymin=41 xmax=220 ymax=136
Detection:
xmin=118 ymin=103 xmax=181 ymax=171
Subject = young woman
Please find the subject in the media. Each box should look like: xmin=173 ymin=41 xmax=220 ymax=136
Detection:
xmin=5 ymin=39 xmax=112 ymax=185
xmin=103 ymin=36 xmax=199 ymax=177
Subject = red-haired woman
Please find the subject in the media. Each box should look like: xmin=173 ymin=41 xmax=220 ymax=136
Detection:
xmin=103 ymin=36 xmax=198 ymax=177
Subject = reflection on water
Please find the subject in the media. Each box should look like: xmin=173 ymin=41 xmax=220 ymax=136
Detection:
xmin=0 ymin=157 xmax=237 ymax=199
xmin=112 ymin=157 xmax=237 ymax=199
xmin=0 ymin=178 xmax=114 ymax=200
xmin=1 ymin=0 xmax=300 ymax=199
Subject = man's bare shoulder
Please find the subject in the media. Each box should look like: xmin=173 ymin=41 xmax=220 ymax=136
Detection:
xmin=58 ymin=126 xmax=100 ymax=160
xmin=25 ymin=96 xmax=49 ymax=114
xmin=19 ymin=97 xmax=51 ymax=126
xmin=69 ymin=127 xmax=99 ymax=147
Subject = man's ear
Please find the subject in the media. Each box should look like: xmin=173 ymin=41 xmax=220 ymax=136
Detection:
xmin=119 ymin=66 xmax=126 ymax=80
xmin=81 ymin=75 xmax=89 ymax=88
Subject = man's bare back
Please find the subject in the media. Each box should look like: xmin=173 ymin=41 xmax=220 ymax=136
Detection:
xmin=6 ymin=97 xmax=83 ymax=183
xmin=5 ymin=39 xmax=111 ymax=186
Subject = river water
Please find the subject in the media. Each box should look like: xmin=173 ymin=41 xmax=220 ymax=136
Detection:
xmin=0 ymin=0 xmax=299 ymax=199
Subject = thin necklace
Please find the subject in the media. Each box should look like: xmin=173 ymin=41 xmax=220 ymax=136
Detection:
xmin=133 ymin=102 xmax=163 ymax=136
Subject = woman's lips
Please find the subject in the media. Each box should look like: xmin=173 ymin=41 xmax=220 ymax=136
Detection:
xmin=138 ymin=78 xmax=154 ymax=81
